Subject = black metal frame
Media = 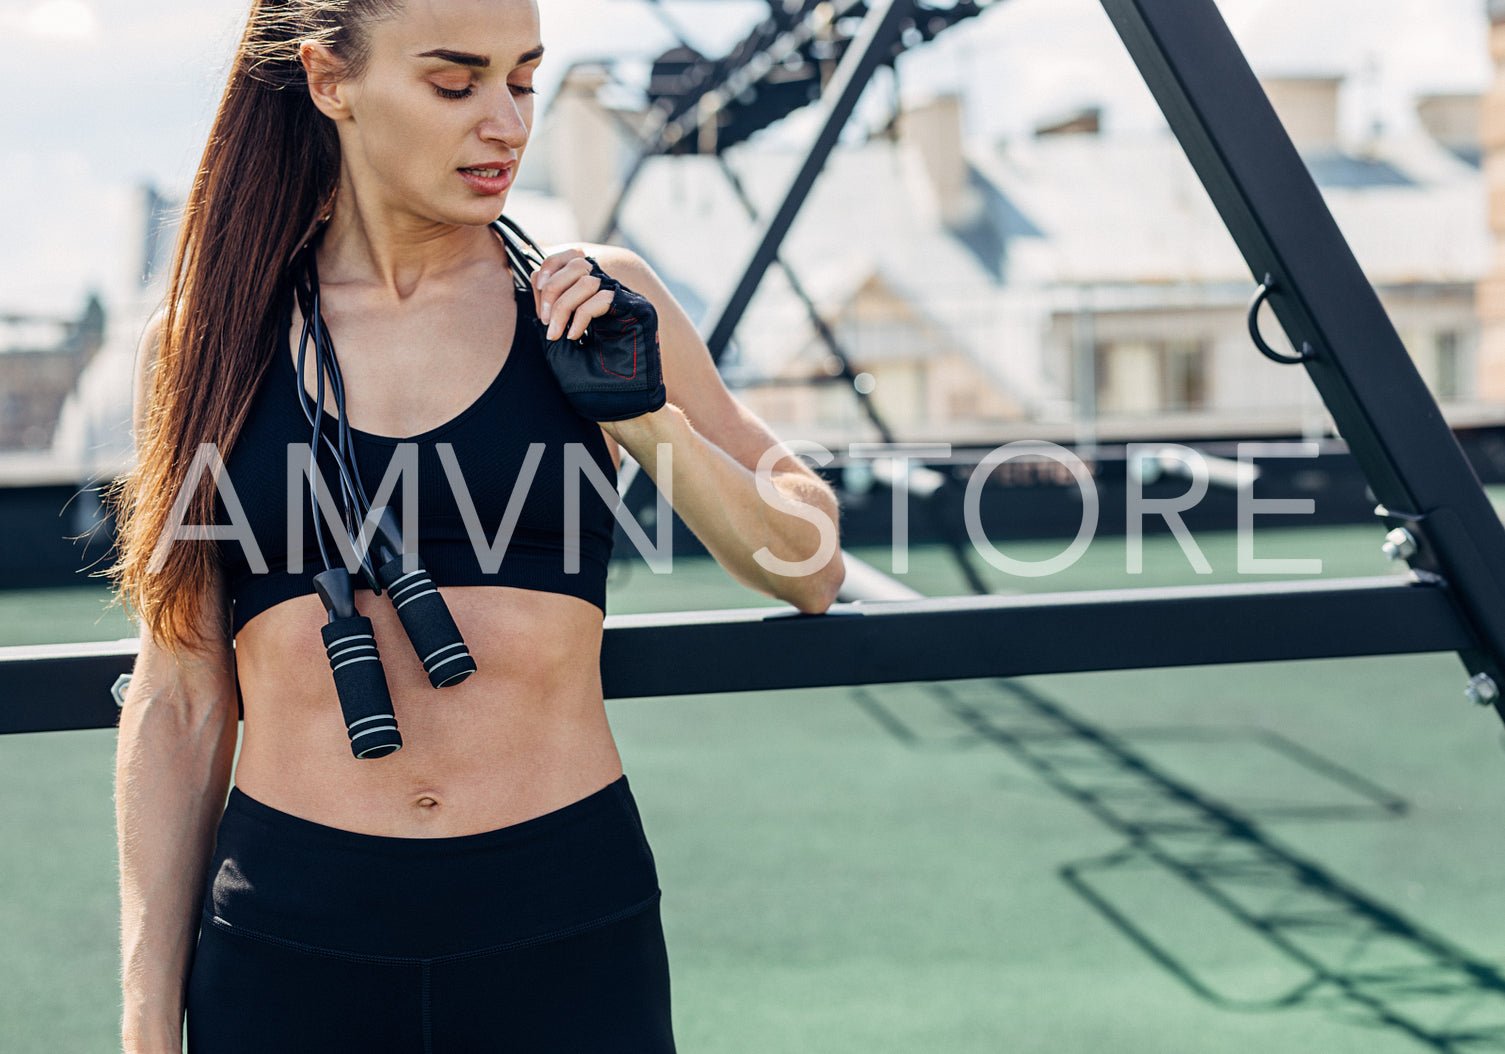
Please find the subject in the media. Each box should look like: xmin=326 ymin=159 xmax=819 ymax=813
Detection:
xmin=686 ymin=0 xmax=1505 ymax=712
xmin=1098 ymin=0 xmax=1505 ymax=707
xmin=3 ymin=0 xmax=1503 ymax=733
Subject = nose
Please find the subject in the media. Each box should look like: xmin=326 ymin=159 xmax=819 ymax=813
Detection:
xmin=478 ymin=89 xmax=530 ymax=149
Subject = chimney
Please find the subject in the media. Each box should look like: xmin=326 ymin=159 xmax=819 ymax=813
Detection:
xmin=1476 ymin=3 xmax=1505 ymax=400
xmin=1417 ymin=91 xmax=1482 ymax=159
xmin=898 ymin=92 xmax=982 ymax=228
xmin=547 ymin=64 xmax=636 ymax=242
xmin=1259 ymin=75 xmax=1342 ymax=152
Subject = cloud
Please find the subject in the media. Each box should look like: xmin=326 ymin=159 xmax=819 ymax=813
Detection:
xmin=1235 ymin=0 xmax=1489 ymax=88
xmin=0 ymin=152 xmax=138 ymax=314
xmin=23 ymin=0 xmax=98 ymax=40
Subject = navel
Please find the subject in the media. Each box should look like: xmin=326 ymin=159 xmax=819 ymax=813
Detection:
xmin=414 ymin=795 xmax=441 ymax=810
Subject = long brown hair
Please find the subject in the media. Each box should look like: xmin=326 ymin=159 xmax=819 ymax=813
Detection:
xmin=107 ymin=0 xmax=399 ymax=655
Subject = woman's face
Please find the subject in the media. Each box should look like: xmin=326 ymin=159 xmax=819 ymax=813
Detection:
xmin=323 ymin=0 xmax=543 ymax=228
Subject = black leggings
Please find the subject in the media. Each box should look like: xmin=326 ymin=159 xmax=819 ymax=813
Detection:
xmin=186 ymin=774 xmax=676 ymax=1053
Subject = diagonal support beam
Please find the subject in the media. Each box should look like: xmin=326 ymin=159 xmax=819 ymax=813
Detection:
xmin=1099 ymin=0 xmax=1505 ymax=713
xmin=704 ymin=0 xmax=912 ymax=363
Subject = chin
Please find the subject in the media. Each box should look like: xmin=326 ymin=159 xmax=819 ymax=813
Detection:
xmin=448 ymin=193 xmax=512 ymax=227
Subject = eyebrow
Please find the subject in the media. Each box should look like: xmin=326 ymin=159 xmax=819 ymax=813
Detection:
xmin=415 ymin=44 xmax=545 ymax=69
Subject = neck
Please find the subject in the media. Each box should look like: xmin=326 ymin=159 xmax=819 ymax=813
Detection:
xmin=317 ymin=171 xmax=500 ymax=300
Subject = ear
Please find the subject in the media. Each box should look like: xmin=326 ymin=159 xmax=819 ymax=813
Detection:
xmin=300 ymin=40 xmax=352 ymax=120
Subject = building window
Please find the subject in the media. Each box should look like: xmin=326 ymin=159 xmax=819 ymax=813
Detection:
xmin=1434 ymin=330 xmax=1462 ymax=400
xmin=948 ymin=387 xmax=982 ymax=419
xmin=1094 ymin=340 xmax=1210 ymax=414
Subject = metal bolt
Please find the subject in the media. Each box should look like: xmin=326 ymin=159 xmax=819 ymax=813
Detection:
xmin=111 ymin=674 xmax=132 ymax=708
xmin=1381 ymin=527 xmax=1417 ymax=563
xmin=1465 ymin=672 xmax=1499 ymax=707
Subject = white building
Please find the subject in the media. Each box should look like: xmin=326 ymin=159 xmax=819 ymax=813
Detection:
xmin=539 ymin=67 xmax=1490 ymax=447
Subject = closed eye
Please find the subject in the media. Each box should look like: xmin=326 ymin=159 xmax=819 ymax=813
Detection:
xmin=434 ymin=84 xmax=536 ymax=100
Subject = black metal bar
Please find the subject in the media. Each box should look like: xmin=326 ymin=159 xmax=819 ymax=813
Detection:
xmin=595 ymin=0 xmax=841 ymax=243
xmin=602 ymin=576 xmax=1472 ymax=697
xmin=4 ymin=639 xmax=140 ymax=735
xmin=598 ymin=0 xmax=991 ymax=243
xmin=0 ymin=576 xmax=1472 ymax=733
xmin=1099 ymin=0 xmax=1505 ymax=699
xmin=713 ymin=153 xmax=897 ymax=443
xmin=704 ymin=0 xmax=912 ymax=363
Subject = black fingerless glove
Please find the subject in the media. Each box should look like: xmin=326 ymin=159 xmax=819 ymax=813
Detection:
xmin=538 ymin=257 xmax=667 ymax=422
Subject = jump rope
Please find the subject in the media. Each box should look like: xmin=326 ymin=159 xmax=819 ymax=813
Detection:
xmin=289 ymin=216 xmax=549 ymax=759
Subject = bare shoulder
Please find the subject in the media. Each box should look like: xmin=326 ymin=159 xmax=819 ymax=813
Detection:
xmin=544 ymin=242 xmax=652 ymax=282
xmin=136 ymin=309 xmax=166 ymax=371
xmin=132 ymin=310 xmax=167 ymax=440
xmin=579 ymin=243 xmax=644 ymax=269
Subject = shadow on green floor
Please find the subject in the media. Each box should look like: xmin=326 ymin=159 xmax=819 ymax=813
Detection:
xmin=850 ymin=679 xmax=1505 ymax=1051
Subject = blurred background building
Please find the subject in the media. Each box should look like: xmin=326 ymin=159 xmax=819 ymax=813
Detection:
xmin=526 ymin=57 xmax=1489 ymax=447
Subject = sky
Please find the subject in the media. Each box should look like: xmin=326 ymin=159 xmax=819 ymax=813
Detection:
xmin=0 ymin=0 xmax=1491 ymax=315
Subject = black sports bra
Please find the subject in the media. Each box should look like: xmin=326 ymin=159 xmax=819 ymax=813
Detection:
xmin=213 ymin=281 xmax=618 ymax=637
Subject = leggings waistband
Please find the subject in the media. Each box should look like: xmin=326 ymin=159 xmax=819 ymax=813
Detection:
xmin=220 ymin=774 xmax=637 ymax=855
xmin=203 ymin=774 xmax=660 ymax=959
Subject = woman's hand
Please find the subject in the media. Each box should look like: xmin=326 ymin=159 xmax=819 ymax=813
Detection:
xmin=530 ymin=249 xmax=610 ymax=342
xmin=529 ymin=249 xmax=667 ymax=423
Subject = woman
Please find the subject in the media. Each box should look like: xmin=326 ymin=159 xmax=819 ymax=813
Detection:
xmin=110 ymin=0 xmax=844 ymax=1050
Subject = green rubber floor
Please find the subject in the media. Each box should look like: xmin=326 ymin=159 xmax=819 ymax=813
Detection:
xmin=5 ymin=524 xmax=1505 ymax=1053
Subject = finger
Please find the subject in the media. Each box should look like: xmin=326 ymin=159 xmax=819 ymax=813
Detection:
xmin=532 ymin=252 xmax=583 ymax=323
xmin=533 ymin=248 xmax=585 ymax=283
xmin=565 ymin=288 xmax=616 ymax=341
xmin=545 ymin=274 xmax=605 ymax=341
xmin=535 ymin=256 xmax=593 ymax=327
xmin=532 ymin=250 xmax=586 ymax=290
xmin=548 ymin=278 xmax=605 ymax=341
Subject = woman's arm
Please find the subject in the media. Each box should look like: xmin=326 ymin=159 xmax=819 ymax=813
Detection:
xmin=534 ymin=246 xmax=845 ymax=613
xmin=117 ymin=318 xmax=240 ymax=1053
xmin=607 ymin=403 xmax=841 ymax=612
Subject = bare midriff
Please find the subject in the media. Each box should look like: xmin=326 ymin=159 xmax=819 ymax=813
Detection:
xmin=231 ymin=584 xmax=624 ymax=838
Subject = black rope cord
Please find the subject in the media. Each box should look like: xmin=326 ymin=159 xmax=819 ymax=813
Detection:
xmin=291 ymin=250 xmax=377 ymax=584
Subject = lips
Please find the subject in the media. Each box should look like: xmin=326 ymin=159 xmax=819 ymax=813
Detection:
xmin=457 ymin=163 xmax=513 ymax=195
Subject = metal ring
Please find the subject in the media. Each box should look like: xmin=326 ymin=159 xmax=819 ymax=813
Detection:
xmin=1247 ymin=274 xmax=1314 ymax=365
